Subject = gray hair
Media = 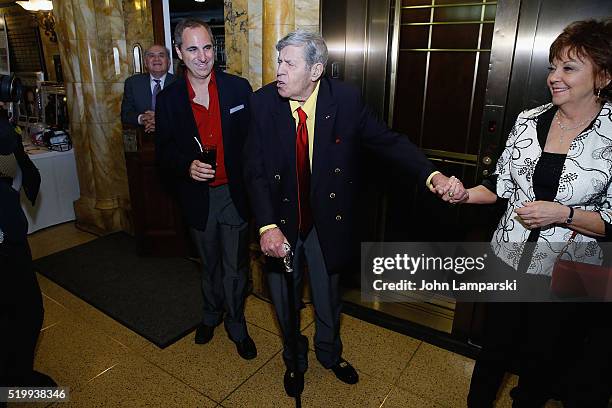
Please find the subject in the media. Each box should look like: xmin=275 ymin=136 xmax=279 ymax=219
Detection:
xmin=276 ymin=30 xmax=328 ymax=69
xmin=174 ymin=18 xmax=215 ymax=49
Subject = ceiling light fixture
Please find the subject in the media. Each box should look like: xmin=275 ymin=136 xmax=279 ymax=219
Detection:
xmin=16 ymin=0 xmax=53 ymax=11
xmin=194 ymin=0 xmax=206 ymax=3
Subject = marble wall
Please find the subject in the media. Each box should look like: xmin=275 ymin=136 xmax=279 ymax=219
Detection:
xmin=123 ymin=0 xmax=155 ymax=73
xmin=52 ymin=0 xmax=153 ymax=235
xmin=225 ymin=0 xmax=320 ymax=90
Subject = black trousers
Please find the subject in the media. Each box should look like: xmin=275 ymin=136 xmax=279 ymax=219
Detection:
xmin=0 ymin=239 xmax=44 ymax=386
xmin=267 ymin=228 xmax=342 ymax=372
xmin=468 ymin=302 xmax=612 ymax=408
xmin=189 ymin=185 xmax=249 ymax=342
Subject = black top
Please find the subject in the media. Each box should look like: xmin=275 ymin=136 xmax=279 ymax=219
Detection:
xmin=483 ymin=106 xmax=564 ymax=197
xmin=532 ymin=152 xmax=566 ymax=202
xmin=525 ymin=151 xmax=566 ymax=245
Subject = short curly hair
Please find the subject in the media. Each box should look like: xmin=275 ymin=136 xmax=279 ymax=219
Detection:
xmin=549 ymin=18 xmax=612 ymax=102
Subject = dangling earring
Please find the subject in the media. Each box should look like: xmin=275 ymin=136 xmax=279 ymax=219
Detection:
xmin=596 ymin=88 xmax=601 ymax=99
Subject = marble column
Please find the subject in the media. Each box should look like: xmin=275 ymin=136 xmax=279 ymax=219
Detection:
xmin=295 ymin=0 xmax=319 ymax=33
xmin=52 ymin=0 xmax=132 ymax=234
xmin=246 ymin=0 xmax=263 ymax=90
xmin=262 ymin=0 xmax=294 ymax=86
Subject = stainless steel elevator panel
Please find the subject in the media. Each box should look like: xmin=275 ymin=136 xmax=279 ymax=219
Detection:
xmin=321 ymin=0 xmax=392 ymax=118
xmin=364 ymin=0 xmax=392 ymax=118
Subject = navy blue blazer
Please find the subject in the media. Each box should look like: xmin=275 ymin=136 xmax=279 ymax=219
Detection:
xmin=244 ymin=77 xmax=436 ymax=274
xmin=121 ymin=72 xmax=175 ymax=126
xmin=154 ymin=70 xmax=252 ymax=230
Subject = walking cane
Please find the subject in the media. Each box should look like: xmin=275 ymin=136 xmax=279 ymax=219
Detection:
xmin=283 ymin=242 xmax=302 ymax=408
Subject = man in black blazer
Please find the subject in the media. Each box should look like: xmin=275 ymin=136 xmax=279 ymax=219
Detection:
xmin=0 ymin=112 xmax=56 ymax=391
xmin=244 ymin=30 xmax=462 ymax=397
xmin=121 ymin=44 xmax=175 ymax=133
xmin=155 ymin=18 xmax=256 ymax=360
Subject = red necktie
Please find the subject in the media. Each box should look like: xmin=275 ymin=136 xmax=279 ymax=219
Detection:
xmin=296 ymin=107 xmax=313 ymax=238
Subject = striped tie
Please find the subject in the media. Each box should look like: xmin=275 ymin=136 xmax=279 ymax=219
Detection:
xmin=151 ymin=79 xmax=161 ymax=110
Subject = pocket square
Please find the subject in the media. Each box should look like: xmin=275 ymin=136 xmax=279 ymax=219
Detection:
xmin=230 ymin=104 xmax=245 ymax=114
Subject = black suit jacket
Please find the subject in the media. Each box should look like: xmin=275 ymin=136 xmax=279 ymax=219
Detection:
xmin=0 ymin=120 xmax=40 ymax=244
xmin=155 ymin=70 xmax=252 ymax=229
xmin=121 ymin=72 xmax=175 ymax=126
xmin=244 ymin=77 xmax=436 ymax=274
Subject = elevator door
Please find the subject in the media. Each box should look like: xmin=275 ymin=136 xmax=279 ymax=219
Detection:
xmin=391 ymin=0 xmax=495 ymax=172
xmin=384 ymin=0 xmax=503 ymax=246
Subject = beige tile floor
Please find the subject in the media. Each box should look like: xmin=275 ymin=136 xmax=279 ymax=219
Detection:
xmin=13 ymin=222 xmax=565 ymax=408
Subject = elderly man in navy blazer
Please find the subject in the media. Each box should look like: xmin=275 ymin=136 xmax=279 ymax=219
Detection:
xmin=121 ymin=44 xmax=174 ymax=133
xmin=244 ymin=30 xmax=462 ymax=397
xmin=155 ymin=18 xmax=256 ymax=360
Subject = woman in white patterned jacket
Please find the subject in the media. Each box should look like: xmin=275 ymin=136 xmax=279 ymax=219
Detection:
xmin=446 ymin=19 xmax=612 ymax=408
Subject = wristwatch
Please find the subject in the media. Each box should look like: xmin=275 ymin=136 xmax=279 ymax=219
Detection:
xmin=565 ymin=206 xmax=574 ymax=225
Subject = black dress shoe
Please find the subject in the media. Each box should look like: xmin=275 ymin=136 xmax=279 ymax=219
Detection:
xmin=283 ymin=369 xmax=304 ymax=397
xmin=330 ymin=358 xmax=359 ymax=384
xmin=234 ymin=336 xmax=257 ymax=360
xmin=194 ymin=324 xmax=215 ymax=344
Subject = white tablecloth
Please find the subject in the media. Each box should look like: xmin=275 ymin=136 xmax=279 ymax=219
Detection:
xmin=21 ymin=148 xmax=80 ymax=234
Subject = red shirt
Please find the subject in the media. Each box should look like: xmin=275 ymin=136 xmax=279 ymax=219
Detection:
xmin=186 ymin=71 xmax=227 ymax=186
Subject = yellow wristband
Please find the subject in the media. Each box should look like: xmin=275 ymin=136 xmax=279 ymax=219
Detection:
xmin=259 ymin=224 xmax=278 ymax=236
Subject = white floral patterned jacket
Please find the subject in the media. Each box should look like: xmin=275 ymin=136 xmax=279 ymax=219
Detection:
xmin=492 ymin=102 xmax=612 ymax=275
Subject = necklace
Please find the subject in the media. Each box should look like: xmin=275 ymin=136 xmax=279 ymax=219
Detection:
xmin=555 ymin=110 xmax=597 ymax=143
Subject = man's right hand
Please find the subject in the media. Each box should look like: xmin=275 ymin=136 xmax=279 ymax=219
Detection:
xmin=430 ymin=173 xmax=468 ymax=203
xmin=142 ymin=110 xmax=156 ymax=133
xmin=189 ymin=160 xmax=215 ymax=181
xmin=260 ymin=227 xmax=289 ymax=258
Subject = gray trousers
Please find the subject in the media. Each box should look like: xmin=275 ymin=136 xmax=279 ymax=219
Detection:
xmin=267 ymin=228 xmax=343 ymax=372
xmin=190 ymin=184 xmax=249 ymax=342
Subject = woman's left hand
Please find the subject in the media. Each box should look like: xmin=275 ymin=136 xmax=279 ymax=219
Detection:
xmin=514 ymin=201 xmax=570 ymax=229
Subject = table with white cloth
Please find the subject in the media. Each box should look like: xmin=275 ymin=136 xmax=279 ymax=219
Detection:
xmin=21 ymin=145 xmax=80 ymax=234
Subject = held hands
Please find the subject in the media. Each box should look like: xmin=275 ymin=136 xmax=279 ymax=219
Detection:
xmin=189 ymin=160 xmax=215 ymax=181
xmin=514 ymin=201 xmax=570 ymax=229
xmin=142 ymin=110 xmax=156 ymax=133
xmin=260 ymin=227 xmax=289 ymax=258
xmin=429 ymin=173 xmax=469 ymax=204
